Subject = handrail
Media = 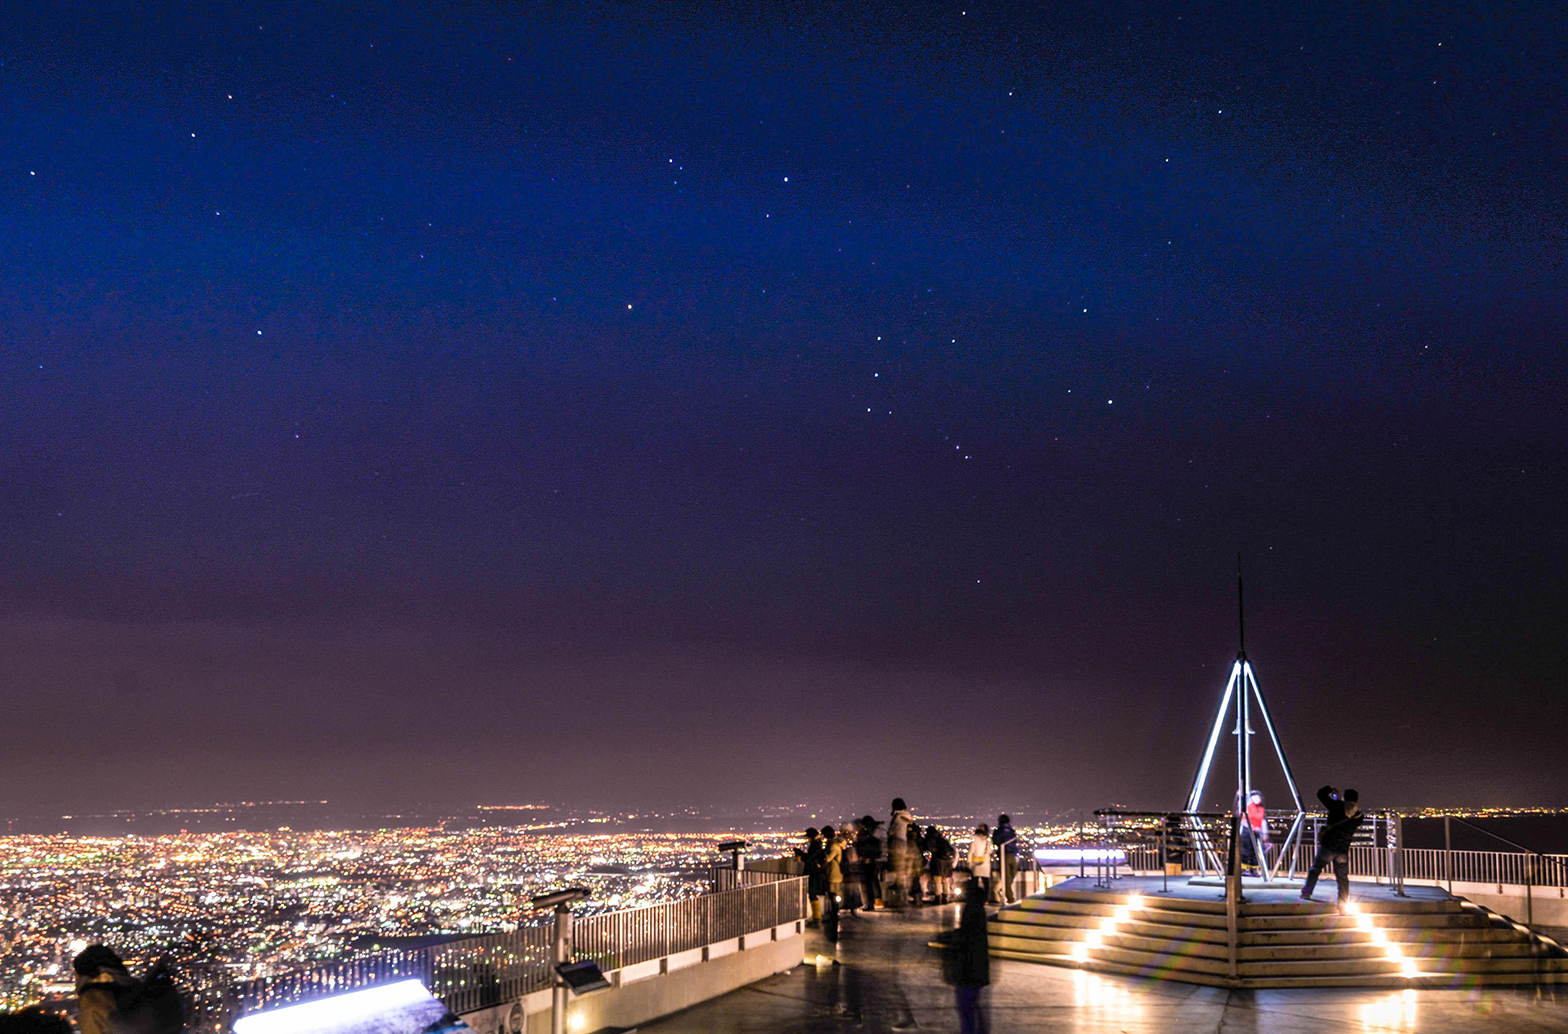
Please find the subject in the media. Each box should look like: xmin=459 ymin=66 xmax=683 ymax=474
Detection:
xmin=1449 ymin=815 xmax=1545 ymax=856
xmin=1094 ymin=809 xmax=1231 ymax=820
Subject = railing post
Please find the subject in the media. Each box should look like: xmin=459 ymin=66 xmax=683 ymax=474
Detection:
xmin=1225 ymin=814 xmax=1241 ymax=983
xmin=1078 ymin=814 xmax=1085 ymax=879
xmin=1526 ymin=854 xmax=1534 ymax=929
xmin=1444 ymin=815 xmax=1452 ymax=895
xmin=549 ymin=903 xmax=573 ymax=1034
xmin=1393 ymin=813 xmax=1405 ymax=897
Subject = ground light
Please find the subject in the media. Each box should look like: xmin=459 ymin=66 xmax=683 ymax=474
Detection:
xmin=1072 ymin=894 xmax=1148 ymax=963
xmin=1346 ymin=903 xmax=1419 ymax=980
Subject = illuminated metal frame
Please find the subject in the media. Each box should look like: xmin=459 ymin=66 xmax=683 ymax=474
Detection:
xmin=1184 ymin=655 xmax=1305 ymax=881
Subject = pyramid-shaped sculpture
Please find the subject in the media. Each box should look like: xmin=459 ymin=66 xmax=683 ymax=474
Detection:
xmin=1183 ymin=561 xmax=1306 ymax=881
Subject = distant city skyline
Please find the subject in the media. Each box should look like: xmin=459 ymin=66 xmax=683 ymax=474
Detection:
xmin=2 ymin=4 xmax=1564 ymax=816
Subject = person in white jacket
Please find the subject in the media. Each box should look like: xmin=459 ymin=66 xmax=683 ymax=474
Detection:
xmin=968 ymin=823 xmax=993 ymax=898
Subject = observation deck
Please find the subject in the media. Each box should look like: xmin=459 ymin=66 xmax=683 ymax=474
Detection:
xmin=634 ymin=905 xmax=1568 ymax=1033
xmin=206 ymin=825 xmax=1568 ymax=1034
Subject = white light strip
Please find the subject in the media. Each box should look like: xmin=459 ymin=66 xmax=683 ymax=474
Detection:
xmin=1186 ymin=662 xmax=1240 ymax=813
xmin=233 ymin=980 xmax=435 ymax=1034
xmin=1034 ymin=848 xmax=1127 ymax=864
xmin=1245 ymin=663 xmax=1303 ymax=807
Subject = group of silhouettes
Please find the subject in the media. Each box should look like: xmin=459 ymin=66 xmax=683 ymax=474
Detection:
xmin=794 ymin=799 xmax=1025 ymax=928
xmin=794 ymin=799 xmax=1019 ymax=1034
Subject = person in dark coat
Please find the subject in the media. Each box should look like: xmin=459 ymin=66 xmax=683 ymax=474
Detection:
xmin=797 ymin=827 xmax=828 ymax=923
xmin=1301 ymin=786 xmax=1363 ymax=908
xmin=73 ymin=944 xmax=184 ymax=1034
xmin=991 ymin=815 xmax=1020 ymax=904
xmin=953 ymin=878 xmax=991 ymax=1034
xmin=927 ymin=826 xmax=955 ymax=904
xmin=74 ymin=945 xmax=139 ymax=1034
xmin=854 ymin=816 xmax=883 ymax=911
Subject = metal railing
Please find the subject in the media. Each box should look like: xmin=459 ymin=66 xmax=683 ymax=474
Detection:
xmin=1113 ymin=812 xmax=1568 ymax=895
xmin=203 ymin=874 xmax=805 ymax=1031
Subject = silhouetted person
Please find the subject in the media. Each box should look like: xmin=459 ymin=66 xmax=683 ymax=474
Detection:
xmin=952 ymin=879 xmax=991 ymax=1034
xmin=927 ymin=826 xmax=956 ymax=903
xmin=887 ymin=798 xmax=915 ymax=908
xmin=74 ymin=944 xmax=185 ymax=1034
xmin=823 ymin=825 xmax=845 ymax=907
xmin=967 ymin=823 xmax=993 ymax=898
xmin=854 ymin=816 xmax=883 ymax=910
xmin=797 ymin=827 xmax=827 ymax=923
xmin=991 ymin=815 xmax=1019 ymax=904
xmin=1302 ymin=786 xmax=1363 ymax=909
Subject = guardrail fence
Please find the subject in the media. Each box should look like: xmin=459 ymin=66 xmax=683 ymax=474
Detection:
xmin=187 ymin=871 xmax=805 ymax=1032
xmin=1099 ymin=809 xmax=1568 ymax=895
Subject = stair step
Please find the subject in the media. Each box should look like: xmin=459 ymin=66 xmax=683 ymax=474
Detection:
xmin=1240 ymin=912 xmax=1487 ymax=931
xmin=1007 ymin=900 xmax=1229 ymax=929
xmin=1029 ymin=888 xmax=1226 ymax=914
xmin=993 ymin=914 xmax=1230 ymax=944
xmin=1243 ymin=926 xmax=1521 ymax=947
xmin=1245 ymin=899 xmax=1464 ymax=917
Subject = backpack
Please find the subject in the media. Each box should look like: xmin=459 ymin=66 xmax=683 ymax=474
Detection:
xmin=109 ymin=965 xmax=187 ymax=1034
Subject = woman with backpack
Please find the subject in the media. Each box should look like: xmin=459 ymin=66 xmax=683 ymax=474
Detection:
xmin=967 ymin=823 xmax=993 ymax=899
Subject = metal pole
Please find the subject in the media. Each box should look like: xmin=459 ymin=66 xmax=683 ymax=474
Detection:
xmin=1241 ymin=663 xmax=1252 ymax=800
xmin=1393 ymin=813 xmax=1405 ymax=896
xmin=1526 ymin=855 xmax=1534 ymax=928
xmin=1444 ymin=815 xmax=1452 ymax=895
xmin=551 ymin=904 xmax=572 ymax=1034
xmin=1161 ymin=825 xmax=1168 ymax=894
xmin=1225 ymin=815 xmax=1240 ymax=980
xmin=1079 ymin=815 xmax=1085 ymax=879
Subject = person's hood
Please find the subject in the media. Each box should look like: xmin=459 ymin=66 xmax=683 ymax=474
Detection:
xmin=1345 ymin=802 xmax=1362 ymax=820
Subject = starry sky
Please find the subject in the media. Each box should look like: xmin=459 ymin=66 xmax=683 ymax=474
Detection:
xmin=2 ymin=2 xmax=1564 ymax=819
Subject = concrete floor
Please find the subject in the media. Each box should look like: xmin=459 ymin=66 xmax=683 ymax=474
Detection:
xmin=638 ymin=905 xmax=1568 ymax=1033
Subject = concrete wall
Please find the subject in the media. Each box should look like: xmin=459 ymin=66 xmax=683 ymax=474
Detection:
xmin=457 ymin=921 xmax=804 ymax=1034
xmin=1407 ymin=877 xmax=1568 ymax=932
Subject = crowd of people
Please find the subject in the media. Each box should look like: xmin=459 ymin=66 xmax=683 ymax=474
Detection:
xmin=793 ymin=799 xmax=1027 ymax=927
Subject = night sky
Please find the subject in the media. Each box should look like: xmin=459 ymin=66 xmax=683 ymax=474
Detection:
xmin=2 ymin=3 xmax=1564 ymax=819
